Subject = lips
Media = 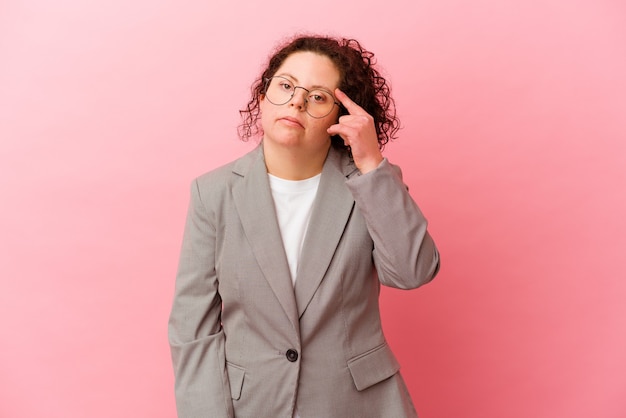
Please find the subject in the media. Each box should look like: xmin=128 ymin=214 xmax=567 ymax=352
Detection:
xmin=279 ymin=116 xmax=304 ymax=128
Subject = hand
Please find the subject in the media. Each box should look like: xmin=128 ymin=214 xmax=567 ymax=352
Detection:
xmin=327 ymin=89 xmax=383 ymax=174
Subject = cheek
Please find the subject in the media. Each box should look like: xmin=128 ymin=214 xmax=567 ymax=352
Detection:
xmin=322 ymin=111 xmax=340 ymax=128
xmin=311 ymin=119 xmax=335 ymax=138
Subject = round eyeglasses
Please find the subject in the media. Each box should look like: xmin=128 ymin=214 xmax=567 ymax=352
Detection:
xmin=264 ymin=76 xmax=340 ymax=119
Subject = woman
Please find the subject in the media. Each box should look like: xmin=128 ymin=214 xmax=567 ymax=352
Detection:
xmin=168 ymin=35 xmax=440 ymax=418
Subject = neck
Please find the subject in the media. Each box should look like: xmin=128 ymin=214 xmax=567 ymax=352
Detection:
xmin=262 ymin=140 xmax=330 ymax=180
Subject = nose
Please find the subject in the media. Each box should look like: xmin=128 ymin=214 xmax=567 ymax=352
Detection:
xmin=289 ymin=86 xmax=308 ymax=110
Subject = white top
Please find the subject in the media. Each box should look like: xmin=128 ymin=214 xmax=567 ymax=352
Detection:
xmin=268 ymin=173 xmax=321 ymax=286
xmin=268 ymin=173 xmax=321 ymax=418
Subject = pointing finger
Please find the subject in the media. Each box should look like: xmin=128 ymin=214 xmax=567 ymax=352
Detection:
xmin=334 ymin=88 xmax=368 ymax=116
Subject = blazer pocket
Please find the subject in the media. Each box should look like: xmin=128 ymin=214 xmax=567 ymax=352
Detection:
xmin=347 ymin=342 xmax=400 ymax=391
xmin=226 ymin=362 xmax=246 ymax=400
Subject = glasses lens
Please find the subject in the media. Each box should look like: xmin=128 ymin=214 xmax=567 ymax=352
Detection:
xmin=266 ymin=77 xmax=294 ymax=105
xmin=265 ymin=76 xmax=336 ymax=118
xmin=305 ymin=89 xmax=334 ymax=118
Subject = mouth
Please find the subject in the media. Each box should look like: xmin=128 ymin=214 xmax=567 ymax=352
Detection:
xmin=278 ymin=116 xmax=304 ymax=128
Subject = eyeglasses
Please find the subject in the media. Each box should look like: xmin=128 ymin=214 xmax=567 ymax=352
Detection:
xmin=264 ymin=76 xmax=340 ymax=119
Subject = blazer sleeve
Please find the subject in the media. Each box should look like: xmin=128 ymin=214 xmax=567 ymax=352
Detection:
xmin=345 ymin=158 xmax=440 ymax=289
xmin=168 ymin=179 xmax=234 ymax=418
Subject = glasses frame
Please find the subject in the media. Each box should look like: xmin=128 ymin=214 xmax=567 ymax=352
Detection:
xmin=264 ymin=76 xmax=340 ymax=119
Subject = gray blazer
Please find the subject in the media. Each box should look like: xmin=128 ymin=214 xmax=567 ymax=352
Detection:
xmin=168 ymin=145 xmax=440 ymax=418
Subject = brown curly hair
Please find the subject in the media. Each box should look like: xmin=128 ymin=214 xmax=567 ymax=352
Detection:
xmin=238 ymin=35 xmax=400 ymax=153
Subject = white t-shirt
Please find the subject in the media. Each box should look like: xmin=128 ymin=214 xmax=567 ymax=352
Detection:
xmin=268 ymin=172 xmax=321 ymax=418
xmin=268 ymin=173 xmax=321 ymax=285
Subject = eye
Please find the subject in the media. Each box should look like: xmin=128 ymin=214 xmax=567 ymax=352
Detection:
xmin=279 ymin=81 xmax=294 ymax=92
xmin=309 ymin=91 xmax=329 ymax=104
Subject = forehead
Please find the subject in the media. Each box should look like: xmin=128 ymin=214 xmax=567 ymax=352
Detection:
xmin=275 ymin=51 xmax=340 ymax=89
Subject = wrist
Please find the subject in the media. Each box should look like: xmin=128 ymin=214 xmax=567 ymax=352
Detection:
xmin=357 ymin=156 xmax=384 ymax=174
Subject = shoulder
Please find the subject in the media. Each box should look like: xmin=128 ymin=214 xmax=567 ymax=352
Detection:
xmin=194 ymin=146 xmax=262 ymax=191
xmin=184 ymin=146 xmax=263 ymax=213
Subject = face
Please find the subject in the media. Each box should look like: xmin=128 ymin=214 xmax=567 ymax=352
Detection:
xmin=260 ymin=51 xmax=340 ymax=155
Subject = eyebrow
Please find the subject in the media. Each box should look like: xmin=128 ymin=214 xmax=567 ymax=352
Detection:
xmin=275 ymin=72 xmax=335 ymax=92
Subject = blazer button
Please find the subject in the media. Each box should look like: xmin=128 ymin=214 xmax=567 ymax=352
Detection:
xmin=285 ymin=349 xmax=299 ymax=362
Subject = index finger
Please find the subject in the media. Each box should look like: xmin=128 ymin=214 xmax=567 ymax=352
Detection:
xmin=334 ymin=88 xmax=368 ymax=116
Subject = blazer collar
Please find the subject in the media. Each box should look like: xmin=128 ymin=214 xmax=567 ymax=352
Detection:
xmin=231 ymin=146 xmax=300 ymax=333
xmin=294 ymin=147 xmax=358 ymax=318
xmin=232 ymin=145 xmax=359 ymax=327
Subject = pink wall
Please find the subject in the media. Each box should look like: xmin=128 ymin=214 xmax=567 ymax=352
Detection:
xmin=1 ymin=0 xmax=624 ymax=417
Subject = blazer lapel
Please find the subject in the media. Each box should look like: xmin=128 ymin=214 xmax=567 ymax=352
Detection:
xmin=294 ymin=148 xmax=358 ymax=318
xmin=232 ymin=146 xmax=300 ymax=332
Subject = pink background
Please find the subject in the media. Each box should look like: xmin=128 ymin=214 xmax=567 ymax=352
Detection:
xmin=1 ymin=0 xmax=625 ymax=417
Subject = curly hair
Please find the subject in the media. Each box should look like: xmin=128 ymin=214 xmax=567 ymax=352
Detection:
xmin=238 ymin=35 xmax=400 ymax=153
